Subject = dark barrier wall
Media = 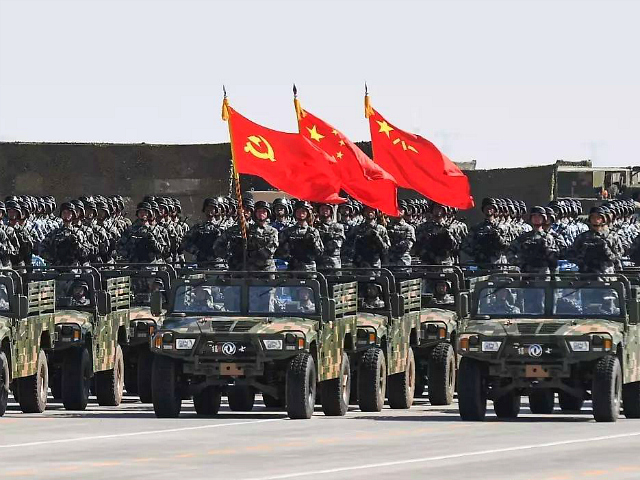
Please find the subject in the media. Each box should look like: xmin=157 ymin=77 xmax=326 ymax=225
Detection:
xmin=0 ymin=142 xmax=555 ymax=224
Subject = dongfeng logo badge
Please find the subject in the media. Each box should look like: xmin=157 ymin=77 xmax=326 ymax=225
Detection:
xmin=528 ymin=344 xmax=543 ymax=358
xmin=222 ymin=342 xmax=237 ymax=355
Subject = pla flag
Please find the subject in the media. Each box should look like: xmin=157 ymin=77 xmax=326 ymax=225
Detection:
xmin=295 ymin=99 xmax=399 ymax=216
xmin=365 ymin=97 xmax=474 ymax=209
xmin=222 ymin=101 xmax=344 ymax=204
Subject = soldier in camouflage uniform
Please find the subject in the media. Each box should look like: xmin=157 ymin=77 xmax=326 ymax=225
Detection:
xmin=461 ymin=197 xmax=509 ymax=265
xmin=415 ymin=203 xmax=462 ymax=265
xmin=213 ymin=197 xmax=254 ymax=271
xmin=347 ymin=205 xmax=391 ymax=269
xmin=79 ymin=197 xmax=112 ymax=264
xmin=0 ymin=202 xmax=17 ymax=267
xmin=5 ymin=199 xmax=35 ymax=267
xmin=315 ymin=202 xmax=345 ymax=270
xmin=271 ymin=198 xmax=292 ymax=233
xmin=182 ymin=198 xmax=225 ymax=265
xmin=507 ymin=206 xmax=559 ymax=274
xmin=337 ymin=202 xmax=358 ymax=265
xmin=95 ymin=198 xmax=120 ymax=263
xmin=386 ymin=200 xmax=415 ymax=267
xmin=117 ymin=202 xmax=165 ymax=263
xmin=42 ymin=202 xmax=91 ymax=266
xmin=567 ymin=206 xmax=624 ymax=274
xmin=542 ymin=206 xmax=568 ymax=259
xmin=276 ymin=201 xmax=324 ymax=272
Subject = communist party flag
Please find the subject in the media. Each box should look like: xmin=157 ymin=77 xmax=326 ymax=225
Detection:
xmin=222 ymin=99 xmax=344 ymax=204
xmin=294 ymin=96 xmax=399 ymax=216
xmin=365 ymin=95 xmax=474 ymax=209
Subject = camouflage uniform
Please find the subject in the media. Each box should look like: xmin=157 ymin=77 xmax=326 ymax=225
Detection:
xmin=182 ymin=220 xmax=224 ymax=264
xmin=461 ymin=219 xmax=509 ymax=265
xmin=214 ymin=222 xmax=279 ymax=272
xmin=568 ymin=229 xmax=624 ymax=274
xmin=117 ymin=223 xmax=165 ymax=263
xmin=277 ymin=224 xmax=324 ymax=271
xmin=507 ymin=229 xmax=559 ymax=273
xmin=415 ymin=221 xmax=461 ymax=265
xmin=348 ymin=220 xmax=391 ymax=268
xmin=386 ymin=218 xmax=415 ymax=266
xmin=316 ymin=220 xmax=345 ymax=270
xmin=42 ymin=224 xmax=91 ymax=266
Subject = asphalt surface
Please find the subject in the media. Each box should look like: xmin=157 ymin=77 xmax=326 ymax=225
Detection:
xmin=2 ymin=392 xmax=640 ymax=480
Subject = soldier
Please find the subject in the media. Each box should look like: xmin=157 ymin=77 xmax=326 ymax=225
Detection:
xmin=213 ymin=197 xmax=253 ymax=271
xmin=542 ymin=207 xmax=568 ymax=260
xmin=271 ymin=198 xmax=292 ymax=233
xmin=415 ymin=203 xmax=462 ymax=266
xmin=347 ymin=205 xmax=390 ymax=269
xmin=95 ymin=198 xmax=120 ymax=263
xmin=461 ymin=197 xmax=509 ymax=265
xmin=245 ymin=200 xmax=279 ymax=272
xmin=630 ymin=233 xmax=640 ymax=266
xmin=567 ymin=206 xmax=624 ymax=274
xmin=117 ymin=202 xmax=165 ymax=263
xmin=5 ymin=200 xmax=35 ymax=267
xmin=276 ymin=201 xmax=324 ymax=272
xmin=507 ymin=206 xmax=559 ymax=274
xmin=315 ymin=202 xmax=345 ymax=270
xmin=0 ymin=202 xmax=17 ymax=267
xmin=182 ymin=198 xmax=225 ymax=265
xmin=80 ymin=197 xmax=112 ymax=264
xmin=386 ymin=200 xmax=415 ymax=267
xmin=42 ymin=202 xmax=91 ymax=266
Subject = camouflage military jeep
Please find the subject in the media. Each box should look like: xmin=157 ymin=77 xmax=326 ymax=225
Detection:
xmin=0 ymin=269 xmax=55 ymax=415
xmin=150 ymin=270 xmax=357 ymax=419
xmin=24 ymin=266 xmax=131 ymax=410
xmin=324 ymin=268 xmax=418 ymax=412
xmin=98 ymin=264 xmax=175 ymax=403
xmin=457 ymin=272 xmax=640 ymax=422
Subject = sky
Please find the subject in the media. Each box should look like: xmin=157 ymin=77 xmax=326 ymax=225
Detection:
xmin=1 ymin=0 xmax=639 ymax=169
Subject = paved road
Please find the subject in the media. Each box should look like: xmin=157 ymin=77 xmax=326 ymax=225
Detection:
xmin=1 ymin=394 xmax=640 ymax=480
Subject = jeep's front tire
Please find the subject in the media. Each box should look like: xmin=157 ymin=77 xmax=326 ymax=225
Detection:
xmin=358 ymin=347 xmax=386 ymax=412
xmin=194 ymin=386 xmax=222 ymax=416
xmin=62 ymin=347 xmax=92 ymax=411
xmin=529 ymin=390 xmax=554 ymax=414
xmin=622 ymin=381 xmax=640 ymax=419
xmin=152 ymin=355 xmax=182 ymax=418
xmin=228 ymin=385 xmax=256 ymax=412
xmin=388 ymin=348 xmax=415 ymax=409
xmin=0 ymin=352 xmax=9 ymax=416
xmin=95 ymin=345 xmax=124 ymax=406
xmin=458 ymin=357 xmax=487 ymax=421
xmin=321 ymin=352 xmax=351 ymax=416
xmin=428 ymin=343 xmax=456 ymax=406
xmin=494 ymin=391 xmax=521 ymax=419
xmin=286 ymin=353 xmax=316 ymax=419
xmin=17 ymin=349 xmax=48 ymax=413
xmin=592 ymin=355 xmax=622 ymax=422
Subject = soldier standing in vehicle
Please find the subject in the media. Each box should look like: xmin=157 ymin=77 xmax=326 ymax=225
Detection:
xmin=415 ymin=203 xmax=462 ymax=266
xmin=42 ymin=202 xmax=91 ymax=266
xmin=315 ymin=202 xmax=345 ymax=270
xmin=386 ymin=200 xmax=415 ymax=267
xmin=213 ymin=197 xmax=255 ymax=271
xmin=182 ymin=198 xmax=225 ymax=265
xmin=347 ymin=205 xmax=390 ymax=269
xmin=6 ymin=199 xmax=35 ymax=267
xmin=461 ymin=197 xmax=509 ymax=265
xmin=277 ymin=201 xmax=324 ymax=272
xmin=507 ymin=206 xmax=559 ymax=274
xmin=271 ymin=198 xmax=292 ymax=233
xmin=117 ymin=202 xmax=165 ymax=263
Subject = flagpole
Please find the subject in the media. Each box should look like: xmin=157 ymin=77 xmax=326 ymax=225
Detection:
xmin=222 ymin=87 xmax=248 ymax=271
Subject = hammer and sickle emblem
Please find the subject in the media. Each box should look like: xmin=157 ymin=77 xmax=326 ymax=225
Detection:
xmin=244 ymin=135 xmax=276 ymax=162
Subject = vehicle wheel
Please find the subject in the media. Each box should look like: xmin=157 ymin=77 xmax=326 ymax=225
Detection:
xmin=592 ymin=355 xmax=622 ymax=422
xmin=388 ymin=348 xmax=415 ymax=409
xmin=458 ymin=357 xmax=487 ymax=421
xmin=62 ymin=347 xmax=91 ymax=411
xmin=286 ymin=353 xmax=316 ymax=419
xmin=558 ymin=390 xmax=584 ymax=412
xmin=228 ymin=385 xmax=256 ymax=412
xmin=193 ymin=386 xmax=222 ymax=416
xmin=262 ymin=392 xmax=285 ymax=408
xmin=494 ymin=391 xmax=521 ymax=419
xmin=124 ymin=355 xmax=138 ymax=395
xmin=95 ymin=345 xmax=124 ymax=407
xmin=152 ymin=355 xmax=182 ymax=418
xmin=137 ymin=350 xmax=154 ymax=403
xmin=358 ymin=347 xmax=386 ymax=412
xmin=0 ymin=352 xmax=9 ymax=416
xmin=622 ymin=381 xmax=640 ymax=419
xmin=529 ymin=390 xmax=554 ymax=414
xmin=321 ymin=352 xmax=351 ymax=416
xmin=50 ymin=371 xmax=62 ymax=400
xmin=17 ymin=349 xmax=48 ymax=413
xmin=428 ymin=343 xmax=456 ymax=406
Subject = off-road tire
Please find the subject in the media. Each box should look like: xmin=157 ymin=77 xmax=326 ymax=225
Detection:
xmin=228 ymin=385 xmax=256 ymax=412
xmin=95 ymin=345 xmax=124 ymax=407
xmin=529 ymin=390 xmax=554 ymax=414
xmin=62 ymin=347 xmax=91 ymax=411
xmin=388 ymin=348 xmax=415 ymax=409
xmin=428 ymin=343 xmax=456 ymax=406
xmin=137 ymin=350 xmax=154 ymax=403
xmin=17 ymin=349 xmax=48 ymax=413
xmin=558 ymin=391 xmax=584 ymax=412
xmin=592 ymin=355 xmax=622 ymax=422
xmin=494 ymin=391 xmax=521 ymax=419
xmin=458 ymin=357 xmax=487 ymax=421
xmin=358 ymin=347 xmax=386 ymax=412
xmin=321 ymin=352 xmax=351 ymax=416
xmin=286 ymin=353 xmax=316 ymax=419
xmin=193 ymin=386 xmax=222 ymax=416
xmin=152 ymin=355 xmax=182 ymax=418
xmin=622 ymin=381 xmax=640 ymax=419
xmin=0 ymin=352 xmax=9 ymax=416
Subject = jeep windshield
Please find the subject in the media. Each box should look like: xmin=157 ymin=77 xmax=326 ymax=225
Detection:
xmin=553 ymin=287 xmax=623 ymax=318
xmin=131 ymin=277 xmax=167 ymax=306
xmin=174 ymin=284 xmax=241 ymax=314
xmin=55 ymin=280 xmax=95 ymax=309
xmin=477 ymin=287 xmax=545 ymax=317
xmin=248 ymin=286 xmax=318 ymax=315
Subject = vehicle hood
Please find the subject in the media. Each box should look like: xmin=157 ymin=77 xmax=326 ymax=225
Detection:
xmin=162 ymin=315 xmax=318 ymax=335
xmin=465 ymin=318 xmax=624 ymax=337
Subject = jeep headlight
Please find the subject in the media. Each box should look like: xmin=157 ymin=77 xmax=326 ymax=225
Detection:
xmin=263 ymin=339 xmax=283 ymax=350
xmin=569 ymin=341 xmax=589 ymax=352
xmin=175 ymin=338 xmax=196 ymax=350
xmin=481 ymin=341 xmax=502 ymax=352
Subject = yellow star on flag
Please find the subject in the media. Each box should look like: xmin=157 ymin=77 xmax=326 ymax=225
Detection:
xmin=307 ymin=125 xmax=325 ymax=142
xmin=331 ymin=129 xmax=339 ymax=136
xmin=376 ymin=120 xmax=394 ymax=138
xmin=336 ymin=151 xmax=344 ymax=159
xmin=339 ymin=140 xmax=345 ymax=146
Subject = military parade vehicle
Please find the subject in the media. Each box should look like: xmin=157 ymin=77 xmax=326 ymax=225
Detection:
xmin=457 ymin=272 xmax=640 ymax=422
xmin=24 ymin=266 xmax=131 ymax=410
xmin=150 ymin=270 xmax=357 ymax=419
xmin=0 ymin=269 xmax=56 ymax=415
xmin=98 ymin=264 xmax=176 ymax=403
xmin=323 ymin=268 xmax=418 ymax=412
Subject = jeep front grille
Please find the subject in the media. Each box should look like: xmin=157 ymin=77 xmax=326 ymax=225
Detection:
xmin=516 ymin=323 xmax=539 ymax=334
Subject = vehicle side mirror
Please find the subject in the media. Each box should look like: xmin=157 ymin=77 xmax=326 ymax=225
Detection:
xmin=629 ymin=303 xmax=639 ymax=325
xmin=97 ymin=291 xmax=112 ymax=316
xmin=321 ymin=297 xmax=336 ymax=322
xmin=458 ymin=292 xmax=470 ymax=318
xmin=150 ymin=291 xmax=163 ymax=317
xmin=13 ymin=295 xmax=28 ymax=319
xmin=392 ymin=294 xmax=405 ymax=317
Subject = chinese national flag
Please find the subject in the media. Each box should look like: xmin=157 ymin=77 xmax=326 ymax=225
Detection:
xmin=224 ymin=104 xmax=344 ymax=204
xmin=296 ymin=102 xmax=399 ymax=216
xmin=366 ymin=103 xmax=474 ymax=209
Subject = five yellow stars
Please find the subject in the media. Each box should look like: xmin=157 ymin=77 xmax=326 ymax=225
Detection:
xmin=307 ymin=125 xmax=325 ymax=142
xmin=376 ymin=120 xmax=394 ymax=138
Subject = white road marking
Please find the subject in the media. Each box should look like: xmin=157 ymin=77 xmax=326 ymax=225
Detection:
xmin=0 ymin=418 xmax=283 ymax=449
xmin=246 ymin=431 xmax=640 ymax=480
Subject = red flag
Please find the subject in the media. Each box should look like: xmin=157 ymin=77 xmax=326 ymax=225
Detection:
xmin=365 ymin=99 xmax=474 ymax=210
xmin=295 ymin=100 xmax=399 ymax=216
xmin=223 ymin=103 xmax=344 ymax=204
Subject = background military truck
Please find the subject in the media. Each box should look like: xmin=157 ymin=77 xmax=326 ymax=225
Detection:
xmin=324 ymin=268 xmax=418 ymax=412
xmin=457 ymin=272 xmax=640 ymax=422
xmin=24 ymin=267 xmax=131 ymax=410
xmin=149 ymin=271 xmax=357 ymax=419
xmin=98 ymin=264 xmax=176 ymax=403
xmin=0 ymin=270 xmax=55 ymax=415
xmin=391 ymin=265 xmax=471 ymax=406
